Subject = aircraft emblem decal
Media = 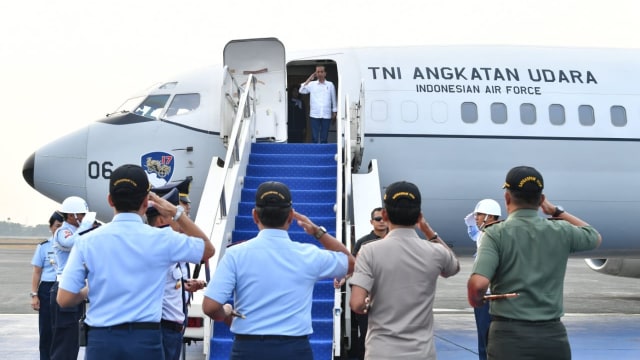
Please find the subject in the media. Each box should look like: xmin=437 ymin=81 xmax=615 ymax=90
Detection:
xmin=142 ymin=152 xmax=175 ymax=187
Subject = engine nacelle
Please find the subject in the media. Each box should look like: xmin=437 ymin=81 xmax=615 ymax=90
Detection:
xmin=584 ymin=258 xmax=640 ymax=278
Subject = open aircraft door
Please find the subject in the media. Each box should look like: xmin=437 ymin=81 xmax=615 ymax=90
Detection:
xmin=223 ymin=38 xmax=287 ymax=142
xmin=351 ymin=80 xmax=365 ymax=172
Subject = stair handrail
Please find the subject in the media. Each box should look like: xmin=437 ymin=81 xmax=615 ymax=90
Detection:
xmin=332 ymin=90 xmax=354 ymax=358
xmin=194 ymin=73 xmax=256 ymax=358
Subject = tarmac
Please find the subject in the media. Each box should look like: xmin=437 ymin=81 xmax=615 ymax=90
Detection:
xmin=2 ymin=246 xmax=639 ymax=359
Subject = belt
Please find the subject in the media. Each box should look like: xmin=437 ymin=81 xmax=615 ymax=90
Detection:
xmin=89 ymin=322 xmax=161 ymax=331
xmin=234 ymin=334 xmax=309 ymax=341
xmin=491 ymin=315 xmax=560 ymax=323
xmin=161 ymin=319 xmax=184 ymax=333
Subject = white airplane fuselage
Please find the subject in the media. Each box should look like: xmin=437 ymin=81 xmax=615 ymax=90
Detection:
xmin=23 ymin=40 xmax=640 ymax=275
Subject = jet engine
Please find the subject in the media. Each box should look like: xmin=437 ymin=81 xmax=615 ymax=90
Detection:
xmin=584 ymin=258 xmax=640 ymax=278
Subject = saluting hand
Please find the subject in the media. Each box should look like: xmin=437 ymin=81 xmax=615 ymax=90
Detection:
xmin=540 ymin=199 xmax=556 ymax=216
xmin=293 ymin=210 xmax=316 ymax=235
xmin=148 ymin=192 xmax=178 ymax=218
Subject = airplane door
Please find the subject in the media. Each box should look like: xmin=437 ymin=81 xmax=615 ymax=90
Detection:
xmin=223 ymin=38 xmax=287 ymax=142
xmin=351 ymin=80 xmax=366 ymax=171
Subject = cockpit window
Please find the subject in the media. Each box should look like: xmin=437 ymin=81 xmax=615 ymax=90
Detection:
xmin=114 ymin=96 xmax=145 ymax=113
xmin=133 ymin=95 xmax=170 ymax=119
xmin=165 ymin=94 xmax=200 ymax=117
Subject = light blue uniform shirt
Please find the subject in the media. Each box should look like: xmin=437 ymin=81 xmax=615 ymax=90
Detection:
xmin=60 ymin=213 xmax=204 ymax=327
xmin=205 ymin=229 xmax=348 ymax=336
xmin=53 ymin=221 xmax=80 ymax=275
xmin=162 ymin=263 xmax=187 ymax=323
xmin=31 ymin=237 xmax=57 ymax=281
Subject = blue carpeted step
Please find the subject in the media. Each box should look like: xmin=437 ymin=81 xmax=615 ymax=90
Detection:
xmin=249 ymin=153 xmax=336 ymax=166
xmin=313 ymin=280 xmax=337 ymax=301
xmin=252 ymin=142 xmax=336 ymax=155
xmin=246 ymin=164 xmax=336 ymax=178
xmin=243 ymin=176 xmax=336 ymax=191
xmin=231 ymin=230 xmax=338 ymax=245
xmin=234 ymin=215 xmax=336 ymax=232
xmin=241 ymin=188 xmax=336 ymax=204
xmin=238 ymin=202 xmax=335 ymax=218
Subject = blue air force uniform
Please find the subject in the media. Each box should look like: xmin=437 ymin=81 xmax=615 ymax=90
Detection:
xmin=60 ymin=213 xmax=204 ymax=360
xmin=50 ymin=221 xmax=83 ymax=360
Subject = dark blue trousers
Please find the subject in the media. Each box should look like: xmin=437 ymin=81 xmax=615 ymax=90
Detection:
xmin=231 ymin=336 xmax=313 ymax=360
xmin=474 ymin=302 xmax=491 ymax=360
xmin=38 ymin=281 xmax=55 ymax=360
xmin=310 ymin=117 xmax=330 ymax=143
xmin=161 ymin=326 xmax=183 ymax=360
xmin=50 ymin=282 xmax=81 ymax=360
xmin=87 ymin=327 xmax=164 ymax=360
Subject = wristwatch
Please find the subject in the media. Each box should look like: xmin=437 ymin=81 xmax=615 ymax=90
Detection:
xmin=429 ymin=232 xmax=439 ymax=241
xmin=30 ymin=292 xmax=38 ymax=298
xmin=314 ymin=226 xmax=327 ymax=239
xmin=173 ymin=205 xmax=185 ymax=222
xmin=553 ymin=206 xmax=565 ymax=217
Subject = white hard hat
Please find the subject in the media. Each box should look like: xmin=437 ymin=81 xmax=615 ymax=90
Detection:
xmin=61 ymin=196 xmax=89 ymax=214
xmin=474 ymin=199 xmax=501 ymax=217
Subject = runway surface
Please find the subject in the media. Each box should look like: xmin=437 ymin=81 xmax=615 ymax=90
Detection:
xmin=2 ymin=247 xmax=639 ymax=359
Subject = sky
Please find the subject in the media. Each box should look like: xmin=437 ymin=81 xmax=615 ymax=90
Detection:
xmin=1 ymin=0 xmax=639 ymax=225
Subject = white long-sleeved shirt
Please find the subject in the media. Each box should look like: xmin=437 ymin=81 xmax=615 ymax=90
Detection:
xmin=299 ymin=80 xmax=337 ymax=119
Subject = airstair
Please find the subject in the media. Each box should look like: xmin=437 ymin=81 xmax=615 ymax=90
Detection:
xmin=193 ymin=37 xmax=382 ymax=359
xmin=208 ymin=142 xmax=339 ymax=359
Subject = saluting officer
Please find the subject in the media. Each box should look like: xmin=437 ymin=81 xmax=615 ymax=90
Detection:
xmin=57 ymin=164 xmax=214 ymax=360
xmin=146 ymin=187 xmax=205 ymax=360
xmin=51 ymin=196 xmax=93 ymax=360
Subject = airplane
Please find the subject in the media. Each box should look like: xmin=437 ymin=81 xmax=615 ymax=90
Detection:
xmin=21 ymin=37 xmax=640 ymax=357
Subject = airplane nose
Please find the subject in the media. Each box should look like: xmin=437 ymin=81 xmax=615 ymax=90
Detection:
xmin=23 ymin=152 xmax=35 ymax=189
xmin=24 ymin=126 xmax=89 ymax=204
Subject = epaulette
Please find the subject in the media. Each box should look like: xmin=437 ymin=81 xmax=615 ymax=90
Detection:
xmin=482 ymin=219 xmax=503 ymax=229
xmin=79 ymin=226 xmax=100 ymax=236
xmin=546 ymin=216 xmax=565 ymax=221
xmin=39 ymin=239 xmax=49 ymax=245
xmin=228 ymin=239 xmax=248 ymax=248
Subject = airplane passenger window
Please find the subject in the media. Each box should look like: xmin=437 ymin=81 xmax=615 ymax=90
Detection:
xmin=578 ymin=105 xmax=595 ymax=126
xmin=549 ymin=104 xmax=565 ymax=125
xmin=461 ymin=102 xmax=478 ymax=123
xmin=401 ymin=101 xmax=418 ymax=123
xmin=520 ymin=103 xmax=536 ymax=125
xmin=166 ymin=94 xmax=201 ymax=118
xmin=371 ymin=100 xmax=388 ymax=121
xmin=491 ymin=103 xmax=507 ymax=124
xmin=133 ymin=95 xmax=170 ymax=119
xmin=610 ymin=106 xmax=627 ymax=127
